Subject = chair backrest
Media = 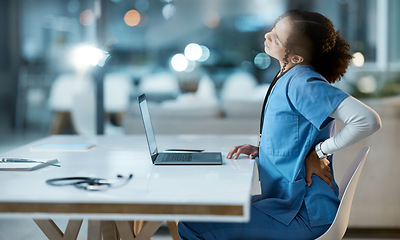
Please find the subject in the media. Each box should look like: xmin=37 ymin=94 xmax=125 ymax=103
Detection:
xmin=316 ymin=146 xmax=370 ymax=240
xmin=71 ymin=80 xmax=96 ymax=135
xmin=48 ymin=74 xmax=79 ymax=111
xmin=104 ymin=73 xmax=132 ymax=113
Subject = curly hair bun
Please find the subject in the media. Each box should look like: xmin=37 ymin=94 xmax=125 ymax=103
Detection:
xmin=316 ymin=31 xmax=353 ymax=83
xmin=281 ymin=10 xmax=353 ymax=83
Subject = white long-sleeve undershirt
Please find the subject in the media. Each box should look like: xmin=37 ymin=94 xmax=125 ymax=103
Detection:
xmin=320 ymin=96 xmax=382 ymax=155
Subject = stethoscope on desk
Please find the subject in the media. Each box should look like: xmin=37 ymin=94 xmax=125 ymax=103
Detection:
xmin=46 ymin=174 xmax=133 ymax=191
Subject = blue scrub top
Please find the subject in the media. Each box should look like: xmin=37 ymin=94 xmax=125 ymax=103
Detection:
xmin=253 ymin=65 xmax=349 ymax=227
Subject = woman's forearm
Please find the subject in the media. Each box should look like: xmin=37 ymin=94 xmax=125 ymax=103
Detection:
xmin=321 ymin=96 xmax=382 ymax=154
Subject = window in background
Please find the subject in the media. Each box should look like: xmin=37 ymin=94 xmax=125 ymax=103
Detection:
xmin=305 ymin=0 xmax=400 ymax=97
xmin=342 ymin=0 xmax=377 ymax=63
xmin=389 ymin=0 xmax=400 ymax=66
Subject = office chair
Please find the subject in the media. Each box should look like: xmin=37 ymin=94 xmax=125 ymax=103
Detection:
xmin=316 ymin=146 xmax=370 ymax=240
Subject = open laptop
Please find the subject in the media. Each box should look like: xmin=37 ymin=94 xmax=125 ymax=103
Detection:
xmin=138 ymin=94 xmax=223 ymax=165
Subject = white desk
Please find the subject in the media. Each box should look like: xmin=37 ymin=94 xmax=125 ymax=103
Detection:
xmin=0 ymin=135 xmax=258 ymax=239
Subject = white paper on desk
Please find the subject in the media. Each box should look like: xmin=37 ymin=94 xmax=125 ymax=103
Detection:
xmin=30 ymin=143 xmax=95 ymax=152
xmin=0 ymin=159 xmax=59 ymax=171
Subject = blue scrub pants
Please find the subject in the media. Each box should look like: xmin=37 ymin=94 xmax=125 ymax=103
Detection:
xmin=178 ymin=203 xmax=330 ymax=240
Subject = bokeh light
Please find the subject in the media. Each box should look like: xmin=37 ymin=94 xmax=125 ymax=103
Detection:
xmin=357 ymin=76 xmax=377 ymax=93
xmin=254 ymin=53 xmax=271 ymax=69
xmin=352 ymin=52 xmax=365 ymax=67
xmin=184 ymin=43 xmax=203 ymax=61
xmin=171 ymin=54 xmax=188 ymax=72
xmin=198 ymin=45 xmax=210 ymax=62
xmin=162 ymin=4 xmax=176 ymax=20
xmin=70 ymin=45 xmax=109 ymax=70
xmin=79 ymin=10 xmax=95 ymax=26
xmin=124 ymin=10 xmax=141 ymax=27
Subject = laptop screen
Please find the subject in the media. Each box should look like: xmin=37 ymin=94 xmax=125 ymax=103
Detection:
xmin=138 ymin=94 xmax=158 ymax=161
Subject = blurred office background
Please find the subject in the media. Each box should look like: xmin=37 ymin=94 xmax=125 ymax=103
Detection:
xmin=0 ymin=0 xmax=400 ymax=238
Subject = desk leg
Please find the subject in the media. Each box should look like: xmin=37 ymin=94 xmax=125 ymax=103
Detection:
xmin=88 ymin=221 xmax=101 ymax=240
xmin=63 ymin=220 xmax=83 ymax=240
xmin=135 ymin=221 xmax=163 ymax=240
xmin=101 ymin=221 xmax=119 ymax=240
xmin=167 ymin=221 xmax=180 ymax=240
xmin=133 ymin=220 xmax=143 ymax=236
xmin=34 ymin=219 xmax=63 ymax=240
xmin=115 ymin=221 xmax=135 ymax=240
xmin=115 ymin=221 xmax=163 ymax=240
xmin=34 ymin=219 xmax=83 ymax=240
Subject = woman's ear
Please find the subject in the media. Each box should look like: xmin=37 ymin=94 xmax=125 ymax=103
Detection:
xmin=291 ymin=55 xmax=304 ymax=64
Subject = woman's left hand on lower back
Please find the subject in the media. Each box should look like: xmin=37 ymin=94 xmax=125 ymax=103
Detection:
xmin=305 ymin=150 xmax=333 ymax=189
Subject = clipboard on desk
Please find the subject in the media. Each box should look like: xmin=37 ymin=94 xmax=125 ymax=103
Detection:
xmin=0 ymin=158 xmax=60 ymax=171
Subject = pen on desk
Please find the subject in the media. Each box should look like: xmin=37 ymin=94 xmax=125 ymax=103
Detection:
xmin=1 ymin=158 xmax=61 ymax=167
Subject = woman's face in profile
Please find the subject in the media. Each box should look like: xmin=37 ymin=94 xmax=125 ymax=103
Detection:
xmin=264 ymin=17 xmax=293 ymax=64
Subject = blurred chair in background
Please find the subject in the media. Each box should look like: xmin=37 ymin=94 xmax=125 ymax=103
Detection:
xmin=220 ymin=71 xmax=266 ymax=118
xmin=139 ymin=71 xmax=180 ymax=102
xmin=48 ymin=72 xmax=132 ymax=135
xmin=157 ymin=74 xmax=221 ymax=118
xmin=104 ymin=72 xmax=133 ymax=128
xmin=48 ymin=73 xmax=81 ymax=134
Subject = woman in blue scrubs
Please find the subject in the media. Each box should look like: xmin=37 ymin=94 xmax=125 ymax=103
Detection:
xmin=178 ymin=10 xmax=381 ymax=240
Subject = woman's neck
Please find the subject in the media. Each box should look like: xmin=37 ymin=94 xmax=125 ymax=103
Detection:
xmin=278 ymin=63 xmax=296 ymax=77
xmin=279 ymin=58 xmax=310 ymax=73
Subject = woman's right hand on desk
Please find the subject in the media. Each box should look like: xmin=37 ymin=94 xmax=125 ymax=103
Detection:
xmin=227 ymin=144 xmax=259 ymax=159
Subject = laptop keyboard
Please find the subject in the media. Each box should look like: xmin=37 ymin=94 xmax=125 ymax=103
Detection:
xmin=168 ymin=153 xmax=193 ymax=162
